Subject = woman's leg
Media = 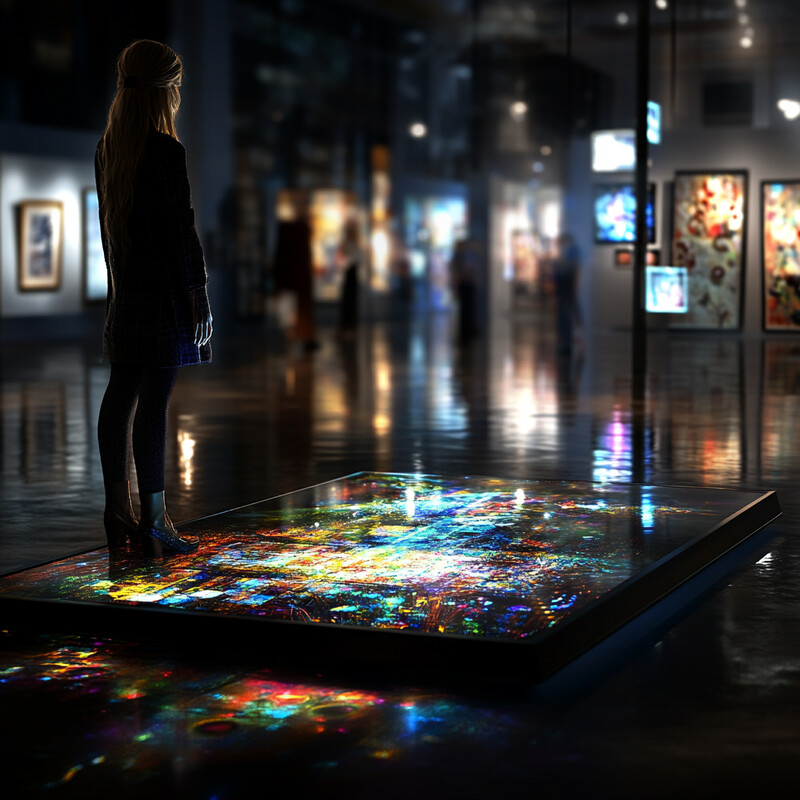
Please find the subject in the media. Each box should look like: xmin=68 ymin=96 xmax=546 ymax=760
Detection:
xmin=98 ymin=362 xmax=143 ymax=486
xmin=131 ymin=367 xmax=178 ymax=494
xmin=133 ymin=367 xmax=198 ymax=556
xmin=97 ymin=363 xmax=144 ymax=545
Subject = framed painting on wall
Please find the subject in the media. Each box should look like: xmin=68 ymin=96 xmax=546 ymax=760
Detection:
xmin=18 ymin=200 xmax=63 ymax=292
xmin=762 ymin=180 xmax=800 ymax=331
xmin=83 ymin=188 xmax=107 ymax=303
xmin=670 ymin=171 xmax=747 ymax=329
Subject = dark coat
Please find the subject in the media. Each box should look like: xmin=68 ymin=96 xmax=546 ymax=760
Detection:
xmin=94 ymin=130 xmax=212 ymax=367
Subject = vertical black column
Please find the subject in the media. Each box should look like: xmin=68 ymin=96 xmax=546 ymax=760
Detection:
xmin=632 ymin=0 xmax=650 ymax=483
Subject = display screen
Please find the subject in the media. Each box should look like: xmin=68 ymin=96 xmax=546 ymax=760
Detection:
xmin=647 ymin=101 xmax=661 ymax=145
xmin=0 ymin=472 xmax=769 ymax=643
xmin=646 ymin=266 xmax=689 ymax=313
xmin=594 ymin=184 xmax=656 ymax=244
xmin=591 ymin=129 xmax=636 ymax=172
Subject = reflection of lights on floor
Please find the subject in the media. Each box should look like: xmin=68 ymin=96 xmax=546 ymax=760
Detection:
xmin=178 ymin=430 xmax=195 ymax=487
xmin=756 ymin=552 xmax=773 ymax=567
xmin=373 ymin=413 xmax=391 ymax=435
xmin=593 ymin=410 xmax=632 ymax=484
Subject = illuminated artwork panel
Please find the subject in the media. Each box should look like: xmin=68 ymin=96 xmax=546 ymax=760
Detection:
xmin=762 ymin=180 xmax=800 ymax=330
xmin=593 ymin=183 xmax=656 ymax=244
xmin=83 ymin=187 xmax=107 ymax=303
xmin=670 ymin=171 xmax=747 ymax=329
xmin=0 ymin=473 xmax=776 ymax=653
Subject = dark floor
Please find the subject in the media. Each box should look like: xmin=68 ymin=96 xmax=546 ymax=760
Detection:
xmin=2 ymin=311 xmax=799 ymax=797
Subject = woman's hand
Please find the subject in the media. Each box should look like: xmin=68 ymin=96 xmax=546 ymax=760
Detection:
xmin=192 ymin=293 xmax=213 ymax=347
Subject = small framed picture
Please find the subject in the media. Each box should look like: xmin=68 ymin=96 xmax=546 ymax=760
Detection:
xmin=614 ymin=248 xmax=633 ymax=267
xmin=18 ymin=200 xmax=63 ymax=291
xmin=614 ymin=248 xmax=660 ymax=267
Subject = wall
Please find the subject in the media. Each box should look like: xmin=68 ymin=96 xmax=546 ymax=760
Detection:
xmin=576 ymin=124 xmax=800 ymax=334
xmin=0 ymin=152 xmax=96 ymax=319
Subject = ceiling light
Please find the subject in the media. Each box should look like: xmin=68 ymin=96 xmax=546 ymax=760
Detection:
xmin=510 ymin=100 xmax=528 ymax=121
xmin=409 ymin=122 xmax=427 ymax=138
xmin=734 ymin=0 xmax=747 ymax=8
xmin=739 ymin=35 xmax=753 ymax=48
xmin=616 ymin=11 xmax=630 ymax=25
xmin=655 ymin=0 xmax=668 ymax=9
xmin=540 ymin=145 xmax=552 ymax=156
xmin=738 ymin=13 xmax=749 ymax=25
xmin=778 ymin=99 xmax=800 ymax=120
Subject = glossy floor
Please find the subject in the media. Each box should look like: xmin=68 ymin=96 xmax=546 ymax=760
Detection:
xmin=1 ymin=313 xmax=799 ymax=796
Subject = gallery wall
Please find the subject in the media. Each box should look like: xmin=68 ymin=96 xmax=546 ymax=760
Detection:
xmin=580 ymin=124 xmax=800 ymax=334
xmin=0 ymin=152 xmax=97 ymax=319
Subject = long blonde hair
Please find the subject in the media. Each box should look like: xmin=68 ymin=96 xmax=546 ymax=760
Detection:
xmin=100 ymin=39 xmax=183 ymax=256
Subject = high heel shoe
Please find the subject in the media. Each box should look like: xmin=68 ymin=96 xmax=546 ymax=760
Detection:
xmin=104 ymin=480 xmax=140 ymax=549
xmin=138 ymin=491 xmax=199 ymax=557
xmin=104 ymin=509 xmax=140 ymax=548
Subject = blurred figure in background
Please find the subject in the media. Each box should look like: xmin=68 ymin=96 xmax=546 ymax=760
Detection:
xmin=337 ymin=217 xmax=365 ymax=338
xmin=451 ymin=237 xmax=480 ymax=342
xmin=551 ymin=232 xmax=583 ymax=354
xmin=391 ymin=228 xmax=413 ymax=310
xmin=273 ymin=215 xmax=317 ymax=352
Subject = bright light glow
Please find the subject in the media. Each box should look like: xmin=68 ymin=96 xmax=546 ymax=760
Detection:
xmin=409 ymin=122 xmax=427 ymax=138
xmin=592 ymin=129 xmax=636 ymax=172
xmin=778 ymin=99 xmax=800 ymax=120
xmin=540 ymin=145 xmax=552 ymax=156
xmin=542 ymin=201 xmax=561 ymax=239
xmin=756 ymin=552 xmax=773 ymax=566
xmin=739 ymin=35 xmax=753 ymax=48
xmin=514 ymin=489 xmax=526 ymax=505
xmin=655 ymin=0 xmax=668 ymax=9
xmin=405 ymin=487 xmax=416 ymax=518
xmin=178 ymin=430 xmax=196 ymax=487
xmin=373 ymin=413 xmax=391 ymax=435
xmin=371 ymin=228 xmax=389 ymax=274
xmin=616 ymin=12 xmax=629 ymax=25
xmin=509 ymin=100 xmax=528 ymax=121
xmin=735 ymin=0 xmax=747 ymax=8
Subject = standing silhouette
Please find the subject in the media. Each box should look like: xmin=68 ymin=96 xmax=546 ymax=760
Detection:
xmin=95 ymin=40 xmax=212 ymax=557
xmin=551 ymin=232 xmax=583 ymax=354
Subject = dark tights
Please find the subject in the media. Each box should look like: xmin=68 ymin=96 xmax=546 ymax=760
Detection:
xmin=98 ymin=363 xmax=178 ymax=495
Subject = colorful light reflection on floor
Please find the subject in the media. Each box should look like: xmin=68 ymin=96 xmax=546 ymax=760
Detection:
xmin=0 ymin=473 xmax=761 ymax=643
xmin=0 ymin=630 xmax=523 ymax=795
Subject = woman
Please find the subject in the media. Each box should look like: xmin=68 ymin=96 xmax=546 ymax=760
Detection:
xmin=95 ymin=39 xmax=212 ymax=557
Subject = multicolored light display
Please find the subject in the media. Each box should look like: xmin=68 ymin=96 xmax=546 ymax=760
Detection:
xmin=0 ymin=472 xmax=754 ymax=641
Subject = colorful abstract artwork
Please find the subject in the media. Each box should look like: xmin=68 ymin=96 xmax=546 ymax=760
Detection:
xmin=762 ymin=181 xmax=800 ymax=330
xmin=0 ymin=472 xmax=776 ymax=666
xmin=671 ymin=171 xmax=747 ymax=329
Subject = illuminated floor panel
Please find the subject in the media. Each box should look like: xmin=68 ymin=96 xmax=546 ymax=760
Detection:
xmin=0 ymin=472 xmax=780 ymax=679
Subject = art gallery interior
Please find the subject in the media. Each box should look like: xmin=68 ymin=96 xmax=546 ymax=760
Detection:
xmin=2 ymin=1 xmax=800 ymax=797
